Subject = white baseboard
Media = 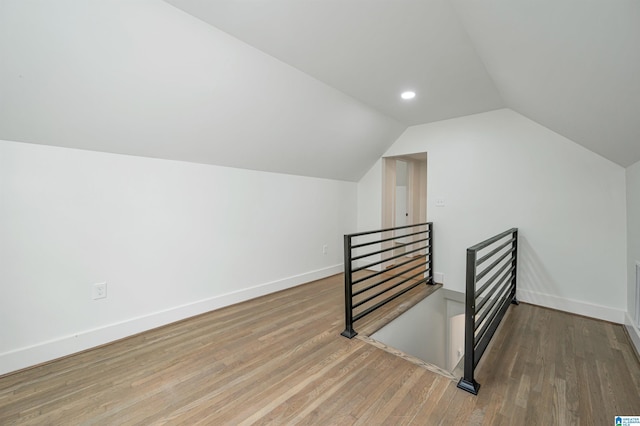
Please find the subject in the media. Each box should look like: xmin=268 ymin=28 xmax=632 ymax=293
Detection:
xmin=624 ymin=312 xmax=640 ymax=356
xmin=517 ymin=289 xmax=626 ymax=324
xmin=0 ymin=264 xmax=343 ymax=377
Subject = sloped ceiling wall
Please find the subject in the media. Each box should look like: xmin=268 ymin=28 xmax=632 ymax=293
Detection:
xmin=168 ymin=0 xmax=640 ymax=168
xmin=0 ymin=0 xmax=405 ymax=182
xmin=452 ymin=0 xmax=640 ymax=167
xmin=165 ymin=0 xmax=505 ymax=126
xmin=1 ymin=0 xmax=638 ymax=180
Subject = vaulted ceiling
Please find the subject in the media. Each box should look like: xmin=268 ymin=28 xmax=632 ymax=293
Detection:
xmin=165 ymin=0 xmax=505 ymax=127
xmin=1 ymin=0 xmax=639 ymax=182
xmin=167 ymin=0 xmax=640 ymax=168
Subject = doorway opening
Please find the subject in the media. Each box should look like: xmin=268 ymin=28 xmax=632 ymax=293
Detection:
xmin=381 ymin=154 xmax=427 ymax=268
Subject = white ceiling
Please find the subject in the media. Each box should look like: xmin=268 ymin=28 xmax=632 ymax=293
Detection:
xmin=1 ymin=0 xmax=639 ymax=182
xmin=164 ymin=0 xmax=505 ymax=126
xmin=167 ymin=0 xmax=640 ymax=167
xmin=452 ymin=0 xmax=640 ymax=167
xmin=0 ymin=0 xmax=404 ymax=182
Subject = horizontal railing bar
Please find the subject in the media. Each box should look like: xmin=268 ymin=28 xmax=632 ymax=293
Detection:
xmin=351 ymin=229 xmax=430 ymax=249
xmin=475 ymin=266 xmax=514 ymax=314
xmin=475 ymin=274 xmax=513 ymax=328
xmin=473 ymin=288 xmax=514 ymax=367
xmin=351 ymin=237 xmax=430 ymax=261
xmin=342 ymin=222 xmax=435 ymax=340
xmin=475 ymin=247 xmax=515 ymax=282
xmin=352 ymin=255 xmax=425 ymax=286
xmin=351 ymin=245 xmax=429 ymax=273
xmin=353 ymin=274 xmax=402 ymax=299
xmin=467 ymin=228 xmax=517 ymax=253
xmin=474 ymin=282 xmax=513 ymax=346
xmin=346 ymin=222 xmax=430 ymax=239
xmin=353 ymin=279 xmax=426 ymax=322
xmin=459 ymin=227 xmax=518 ymax=395
xmin=353 ymin=268 xmax=427 ymax=309
xmin=353 ymin=259 xmax=428 ymax=290
xmin=386 ymin=236 xmax=431 ymax=251
xmin=353 ymin=262 xmax=430 ymax=298
xmin=475 ymin=237 xmax=516 ymax=266
xmin=475 ymin=259 xmax=513 ymax=298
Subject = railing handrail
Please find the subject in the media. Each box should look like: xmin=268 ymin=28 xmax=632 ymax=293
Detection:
xmin=341 ymin=222 xmax=434 ymax=338
xmin=457 ymin=228 xmax=518 ymax=395
xmin=466 ymin=227 xmax=518 ymax=252
xmin=344 ymin=222 xmax=431 ymax=238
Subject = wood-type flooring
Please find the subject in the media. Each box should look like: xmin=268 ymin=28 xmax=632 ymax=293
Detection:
xmin=1 ymin=273 xmax=639 ymax=425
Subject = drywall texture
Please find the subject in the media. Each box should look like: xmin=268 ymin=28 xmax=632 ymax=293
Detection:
xmin=0 ymin=140 xmax=356 ymax=374
xmin=0 ymin=0 xmax=405 ymax=182
xmin=627 ymin=160 xmax=640 ymax=321
xmin=364 ymin=109 xmax=627 ymax=322
xmin=356 ymin=159 xmax=382 ymax=233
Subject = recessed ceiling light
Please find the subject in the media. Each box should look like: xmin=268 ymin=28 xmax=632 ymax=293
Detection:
xmin=401 ymin=91 xmax=416 ymax=100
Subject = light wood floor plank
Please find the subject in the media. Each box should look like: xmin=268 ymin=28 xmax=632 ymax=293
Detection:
xmin=1 ymin=274 xmax=639 ymax=424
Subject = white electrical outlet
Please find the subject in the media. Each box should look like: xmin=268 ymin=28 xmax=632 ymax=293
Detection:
xmin=322 ymin=244 xmax=328 ymax=255
xmin=434 ymin=272 xmax=444 ymax=284
xmin=92 ymin=282 xmax=107 ymax=300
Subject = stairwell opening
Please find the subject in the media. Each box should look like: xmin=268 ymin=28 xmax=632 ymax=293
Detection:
xmin=369 ymin=287 xmax=466 ymax=376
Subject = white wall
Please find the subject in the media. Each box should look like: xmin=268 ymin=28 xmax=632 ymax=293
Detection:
xmin=357 ymin=159 xmax=382 ymax=233
xmin=360 ymin=109 xmax=627 ymax=322
xmin=626 ymin=160 xmax=640 ymax=351
xmin=0 ymin=140 xmax=356 ymax=375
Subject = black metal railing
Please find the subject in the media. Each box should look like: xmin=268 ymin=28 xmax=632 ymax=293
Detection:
xmin=341 ymin=222 xmax=434 ymax=338
xmin=457 ymin=228 xmax=518 ymax=395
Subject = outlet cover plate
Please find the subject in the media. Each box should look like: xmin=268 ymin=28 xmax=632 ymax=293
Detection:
xmin=92 ymin=282 xmax=107 ymax=300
